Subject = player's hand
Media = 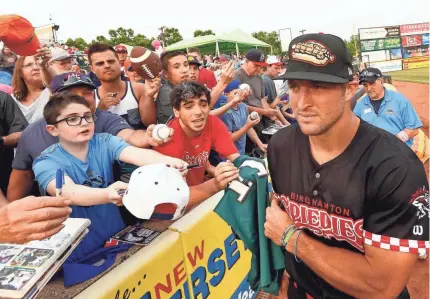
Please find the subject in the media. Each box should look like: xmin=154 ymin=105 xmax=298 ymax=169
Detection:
xmin=219 ymin=61 xmax=235 ymax=85
xmin=145 ymin=77 xmax=161 ymax=98
xmin=264 ymin=195 xmax=294 ymax=246
xmin=35 ymin=46 xmax=52 ymax=69
xmin=0 ymin=196 xmax=72 ymax=244
xmin=146 ymin=124 xmax=174 ymax=147
xmin=214 ymin=161 xmax=239 ymax=190
xmin=246 ymin=114 xmax=260 ymax=128
xmin=107 ymin=181 xmax=129 ymax=206
xmin=98 ymin=92 xmax=121 ymax=110
xmin=167 ymin=158 xmax=189 ymax=177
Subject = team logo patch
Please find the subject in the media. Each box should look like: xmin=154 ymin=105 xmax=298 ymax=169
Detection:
xmin=409 ymin=187 xmax=429 ymax=219
xmin=291 ymin=40 xmax=336 ymax=66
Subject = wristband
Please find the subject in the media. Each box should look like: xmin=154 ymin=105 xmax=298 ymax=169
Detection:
xmin=294 ymin=229 xmax=304 ymax=263
xmin=281 ymin=224 xmax=297 ymax=247
xmin=397 ymin=131 xmax=409 ymax=142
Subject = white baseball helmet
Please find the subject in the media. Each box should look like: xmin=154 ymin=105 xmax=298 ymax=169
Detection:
xmin=123 ymin=163 xmax=190 ymax=221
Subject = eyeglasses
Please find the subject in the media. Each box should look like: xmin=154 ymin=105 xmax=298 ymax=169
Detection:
xmin=54 ymin=114 xmax=97 ymax=126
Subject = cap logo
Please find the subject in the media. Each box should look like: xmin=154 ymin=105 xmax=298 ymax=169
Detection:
xmin=260 ymin=54 xmax=265 ymax=62
xmin=291 ymin=40 xmax=336 ymax=66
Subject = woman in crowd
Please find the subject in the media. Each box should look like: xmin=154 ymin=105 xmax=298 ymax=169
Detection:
xmin=11 ymin=56 xmax=50 ymax=124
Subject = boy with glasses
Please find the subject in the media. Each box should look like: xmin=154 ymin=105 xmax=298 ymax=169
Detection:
xmin=32 ymin=91 xmax=187 ymax=264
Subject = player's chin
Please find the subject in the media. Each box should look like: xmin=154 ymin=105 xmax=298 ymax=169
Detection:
xmin=297 ymin=123 xmax=326 ymax=136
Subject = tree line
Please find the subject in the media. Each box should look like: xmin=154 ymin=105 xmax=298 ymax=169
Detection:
xmin=65 ymin=27 xmax=361 ymax=57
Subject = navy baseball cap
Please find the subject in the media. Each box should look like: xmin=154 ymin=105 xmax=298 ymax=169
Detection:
xmin=50 ymin=72 xmax=96 ymax=93
xmin=359 ymin=67 xmax=382 ymax=85
xmin=246 ymin=49 xmax=268 ymax=67
xmin=278 ymin=33 xmax=353 ymax=83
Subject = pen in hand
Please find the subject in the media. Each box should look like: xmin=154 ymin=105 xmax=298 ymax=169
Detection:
xmin=56 ymin=168 xmax=64 ymax=197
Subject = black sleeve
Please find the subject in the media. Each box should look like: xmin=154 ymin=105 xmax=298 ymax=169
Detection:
xmin=0 ymin=92 xmax=28 ymax=134
xmin=364 ymin=154 xmax=429 ymax=256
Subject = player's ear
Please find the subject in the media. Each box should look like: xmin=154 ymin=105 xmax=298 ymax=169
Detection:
xmin=344 ymin=81 xmax=358 ymax=103
xmin=46 ymin=124 xmax=59 ymax=137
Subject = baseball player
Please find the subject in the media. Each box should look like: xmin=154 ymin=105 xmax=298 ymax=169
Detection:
xmin=265 ymin=33 xmax=429 ymax=299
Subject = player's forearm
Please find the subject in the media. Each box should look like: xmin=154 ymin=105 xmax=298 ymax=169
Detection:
xmin=188 ymin=179 xmax=221 ymax=209
xmin=287 ymin=232 xmax=409 ymax=299
xmin=2 ymin=132 xmax=22 ymax=148
xmin=231 ymin=125 xmax=250 ymax=142
xmin=139 ymin=96 xmax=157 ymax=126
xmin=7 ymin=169 xmax=34 ymax=202
xmin=119 ymin=146 xmax=176 ymax=166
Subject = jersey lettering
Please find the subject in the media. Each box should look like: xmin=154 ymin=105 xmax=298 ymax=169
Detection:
xmin=276 ymin=193 xmax=364 ymax=251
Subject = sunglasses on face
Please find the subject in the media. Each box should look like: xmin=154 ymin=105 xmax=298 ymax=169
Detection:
xmin=116 ymin=51 xmax=127 ymax=54
xmin=54 ymin=114 xmax=97 ymax=126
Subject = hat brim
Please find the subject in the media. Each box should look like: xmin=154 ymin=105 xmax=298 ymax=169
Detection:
xmin=54 ymin=81 xmax=96 ymax=93
xmin=49 ymin=55 xmax=71 ymax=63
xmin=359 ymin=77 xmax=378 ymax=85
xmin=5 ymin=31 xmax=40 ymax=56
xmin=252 ymin=61 xmax=269 ymax=67
xmin=189 ymin=61 xmax=202 ymax=66
xmin=277 ymin=71 xmax=349 ymax=84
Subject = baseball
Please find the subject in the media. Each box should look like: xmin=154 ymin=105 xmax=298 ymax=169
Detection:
xmin=250 ymin=111 xmax=259 ymax=120
xmin=239 ymin=83 xmax=250 ymax=91
xmin=152 ymin=124 xmax=170 ymax=141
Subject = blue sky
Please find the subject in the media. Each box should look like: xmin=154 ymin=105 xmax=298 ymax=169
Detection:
xmin=3 ymin=0 xmax=429 ymax=42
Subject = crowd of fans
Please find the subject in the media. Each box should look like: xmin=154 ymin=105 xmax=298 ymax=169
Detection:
xmin=0 ymin=36 xmax=427 ymax=294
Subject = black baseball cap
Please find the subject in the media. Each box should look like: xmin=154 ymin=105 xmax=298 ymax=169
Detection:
xmin=278 ymin=33 xmax=353 ymax=83
xmin=187 ymin=55 xmax=201 ymax=66
xmin=358 ymin=67 xmax=382 ymax=85
xmin=50 ymin=72 xmax=96 ymax=93
xmin=246 ymin=49 xmax=268 ymax=67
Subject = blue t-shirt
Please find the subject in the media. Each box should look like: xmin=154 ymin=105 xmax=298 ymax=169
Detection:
xmin=33 ymin=133 xmax=129 ymax=262
xmin=220 ymin=103 xmax=248 ymax=155
xmin=13 ymin=109 xmax=131 ymax=171
xmin=212 ymin=95 xmax=228 ymax=109
xmin=353 ymin=88 xmax=422 ymax=147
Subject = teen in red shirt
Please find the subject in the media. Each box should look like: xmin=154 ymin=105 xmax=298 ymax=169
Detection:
xmin=155 ymin=82 xmax=239 ymax=186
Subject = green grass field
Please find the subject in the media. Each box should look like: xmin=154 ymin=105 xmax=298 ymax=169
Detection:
xmin=385 ymin=68 xmax=429 ymax=84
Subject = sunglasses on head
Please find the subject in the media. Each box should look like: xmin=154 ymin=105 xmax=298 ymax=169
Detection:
xmin=360 ymin=70 xmax=381 ymax=79
xmin=62 ymin=75 xmax=93 ymax=87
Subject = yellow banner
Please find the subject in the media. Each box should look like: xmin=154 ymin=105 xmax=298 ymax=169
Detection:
xmin=175 ymin=211 xmax=252 ymax=299
xmin=403 ymin=59 xmax=429 ymax=69
xmin=75 ymin=230 xmax=190 ymax=299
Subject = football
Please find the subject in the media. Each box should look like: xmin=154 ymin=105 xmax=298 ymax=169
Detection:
xmin=129 ymin=46 xmax=162 ymax=80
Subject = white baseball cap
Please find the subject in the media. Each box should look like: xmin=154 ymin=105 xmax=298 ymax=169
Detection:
xmin=122 ymin=163 xmax=190 ymax=221
xmin=266 ymin=55 xmax=283 ymax=66
xmin=48 ymin=47 xmax=71 ymax=63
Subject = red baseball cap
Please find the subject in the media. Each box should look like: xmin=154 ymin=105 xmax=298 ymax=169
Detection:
xmin=114 ymin=45 xmax=128 ymax=53
xmin=0 ymin=15 xmax=40 ymax=56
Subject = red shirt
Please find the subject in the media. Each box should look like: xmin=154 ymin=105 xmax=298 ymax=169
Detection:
xmin=198 ymin=68 xmax=217 ymax=89
xmin=155 ymin=115 xmax=238 ymax=186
